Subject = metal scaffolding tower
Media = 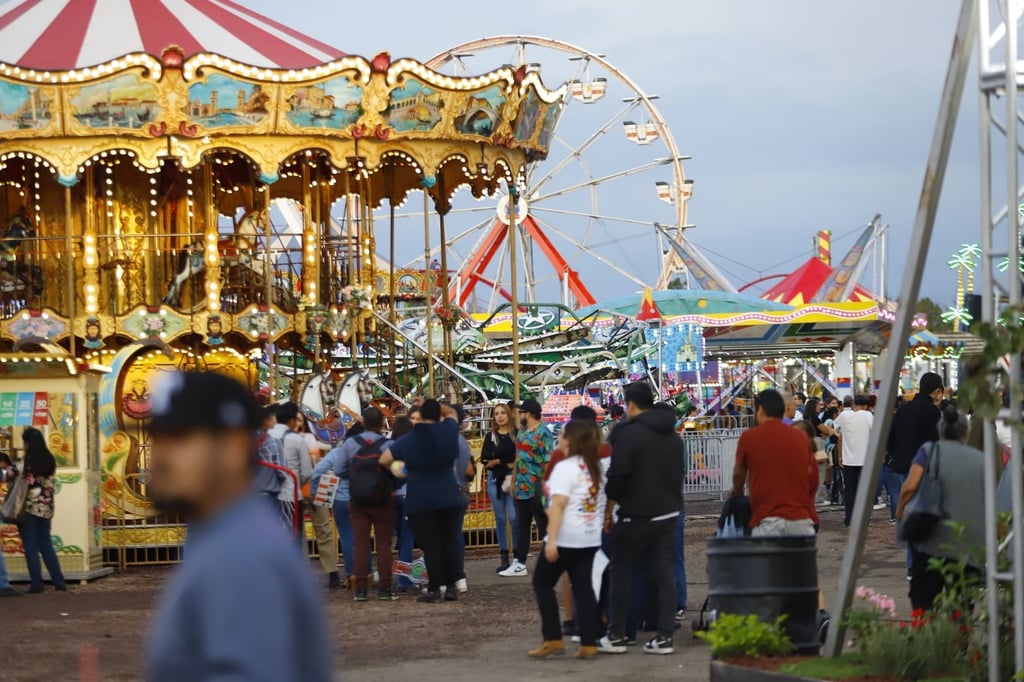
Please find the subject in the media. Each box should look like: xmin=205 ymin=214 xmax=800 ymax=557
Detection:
xmin=828 ymin=1 xmax=1024 ymax=679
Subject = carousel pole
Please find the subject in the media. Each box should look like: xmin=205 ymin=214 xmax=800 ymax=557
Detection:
xmin=302 ymin=163 xmax=320 ymax=372
xmin=422 ymin=190 xmax=435 ymax=397
xmin=65 ymin=186 xmax=75 ymax=359
xmin=509 ymin=182 xmax=521 ymax=406
xmin=437 ymin=173 xmax=453 ymax=366
xmin=388 ymin=169 xmax=398 ymax=397
xmin=262 ymin=182 xmax=278 ymax=400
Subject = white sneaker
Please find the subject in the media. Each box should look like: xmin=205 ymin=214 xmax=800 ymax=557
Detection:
xmin=597 ymin=636 xmax=628 ymax=654
xmin=455 ymin=578 xmax=468 ymax=593
xmin=498 ymin=560 xmax=528 ymax=577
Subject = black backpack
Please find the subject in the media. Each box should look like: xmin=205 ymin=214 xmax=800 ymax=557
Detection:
xmin=348 ymin=436 xmax=393 ymax=506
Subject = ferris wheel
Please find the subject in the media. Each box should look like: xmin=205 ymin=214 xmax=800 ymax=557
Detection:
xmin=382 ymin=35 xmax=731 ymax=311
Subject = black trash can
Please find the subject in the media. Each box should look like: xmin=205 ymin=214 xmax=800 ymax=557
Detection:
xmin=707 ymin=535 xmax=819 ymax=654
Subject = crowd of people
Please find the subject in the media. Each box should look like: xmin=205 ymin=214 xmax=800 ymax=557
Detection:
xmin=49 ymin=363 xmax=983 ymax=678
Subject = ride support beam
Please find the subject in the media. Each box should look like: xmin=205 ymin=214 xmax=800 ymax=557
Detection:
xmin=521 ymin=216 xmax=596 ymax=307
xmin=451 ymin=218 xmax=508 ymax=307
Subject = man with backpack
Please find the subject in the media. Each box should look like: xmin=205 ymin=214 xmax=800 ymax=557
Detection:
xmin=320 ymin=407 xmax=397 ymax=602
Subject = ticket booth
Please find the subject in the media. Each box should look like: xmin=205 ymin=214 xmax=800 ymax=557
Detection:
xmin=0 ymin=353 xmax=111 ymax=582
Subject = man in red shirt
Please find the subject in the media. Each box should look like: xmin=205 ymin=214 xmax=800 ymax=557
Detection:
xmin=731 ymin=389 xmax=818 ymax=536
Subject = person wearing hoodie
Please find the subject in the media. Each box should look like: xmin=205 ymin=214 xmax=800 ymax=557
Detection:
xmin=600 ymin=382 xmax=684 ymax=656
xmin=380 ymin=399 xmax=463 ymax=603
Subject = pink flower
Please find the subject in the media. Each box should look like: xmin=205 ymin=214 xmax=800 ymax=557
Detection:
xmin=855 ymin=586 xmax=875 ymax=599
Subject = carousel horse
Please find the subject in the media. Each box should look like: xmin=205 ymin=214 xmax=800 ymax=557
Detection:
xmin=163 ymin=209 xmax=293 ymax=308
xmin=0 ymin=208 xmax=42 ymax=296
xmin=299 ymin=368 xmax=375 ymax=447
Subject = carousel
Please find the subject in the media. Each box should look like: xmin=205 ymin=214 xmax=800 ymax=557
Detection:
xmin=0 ymin=0 xmax=565 ymax=569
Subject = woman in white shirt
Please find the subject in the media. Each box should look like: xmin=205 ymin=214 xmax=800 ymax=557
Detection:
xmin=528 ymin=420 xmax=609 ymax=660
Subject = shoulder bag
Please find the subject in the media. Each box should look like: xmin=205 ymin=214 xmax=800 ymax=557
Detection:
xmin=899 ymin=442 xmax=944 ymax=544
xmin=1 ymin=476 xmax=27 ymax=523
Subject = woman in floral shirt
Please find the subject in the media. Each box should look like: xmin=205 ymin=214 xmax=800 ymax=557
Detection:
xmin=499 ymin=399 xmax=554 ymax=578
xmin=19 ymin=427 xmax=66 ymax=593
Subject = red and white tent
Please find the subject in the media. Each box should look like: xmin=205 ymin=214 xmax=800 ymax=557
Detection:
xmin=0 ymin=0 xmax=345 ymax=70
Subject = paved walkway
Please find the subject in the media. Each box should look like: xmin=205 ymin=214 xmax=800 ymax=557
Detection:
xmin=349 ymin=505 xmax=911 ymax=681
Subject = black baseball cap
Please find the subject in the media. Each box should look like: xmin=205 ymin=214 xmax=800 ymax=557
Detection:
xmin=514 ymin=398 xmax=543 ymax=418
xmin=148 ymin=371 xmax=262 ymax=435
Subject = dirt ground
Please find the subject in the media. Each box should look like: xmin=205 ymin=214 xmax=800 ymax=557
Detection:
xmin=0 ymin=503 xmax=913 ymax=682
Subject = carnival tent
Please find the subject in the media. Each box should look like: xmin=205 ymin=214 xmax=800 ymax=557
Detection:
xmin=0 ymin=0 xmax=344 ymax=69
xmin=761 ymin=257 xmax=875 ymax=306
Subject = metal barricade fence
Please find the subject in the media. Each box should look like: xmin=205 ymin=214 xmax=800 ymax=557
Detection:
xmin=681 ymin=429 xmax=742 ymax=500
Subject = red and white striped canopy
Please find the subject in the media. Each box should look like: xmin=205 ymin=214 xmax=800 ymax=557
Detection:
xmin=0 ymin=0 xmax=345 ymax=70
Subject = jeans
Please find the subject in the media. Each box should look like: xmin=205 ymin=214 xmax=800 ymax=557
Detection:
xmin=843 ymin=466 xmax=863 ymax=527
xmin=395 ymin=496 xmax=415 ymax=588
xmin=487 ymin=478 xmax=517 ymax=552
xmin=533 ymin=547 xmax=602 ymax=646
xmin=890 ymin=471 xmax=911 ymax=569
xmin=673 ymin=513 xmax=687 ymax=610
xmin=332 ymin=498 xmax=370 ymax=578
xmin=514 ymin=495 xmax=548 ymax=564
xmin=608 ymin=516 xmax=677 ymax=639
xmin=0 ymin=548 xmax=9 ymax=589
xmin=407 ymin=505 xmax=463 ymax=593
xmin=350 ymin=500 xmax=397 ymax=591
xmin=879 ymin=465 xmax=899 ymax=519
xmin=19 ymin=514 xmax=65 ymax=589
xmin=456 ymin=499 xmax=469 ymax=580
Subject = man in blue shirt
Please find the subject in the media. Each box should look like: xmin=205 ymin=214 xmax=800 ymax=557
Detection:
xmin=145 ymin=371 xmax=332 ymax=682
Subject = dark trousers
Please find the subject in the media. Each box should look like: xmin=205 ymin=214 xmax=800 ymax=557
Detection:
xmin=407 ymin=505 xmax=462 ymax=593
xmin=533 ymin=547 xmax=602 ymax=646
xmin=909 ymin=548 xmax=980 ymax=611
xmin=350 ymin=500 xmax=397 ymax=591
xmin=18 ymin=514 xmax=65 ymax=589
xmin=843 ymin=466 xmax=863 ymax=527
xmin=608 ymin=517 xmax=677 ymax=639
xmin=514 ymin=495 xmax=548 ymax=564
xmin=456 ymin=499 xmax=469 ymax=580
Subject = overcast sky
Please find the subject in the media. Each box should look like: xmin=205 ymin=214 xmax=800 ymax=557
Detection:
xmin=246 ymin=0 xmax=977 ymax=306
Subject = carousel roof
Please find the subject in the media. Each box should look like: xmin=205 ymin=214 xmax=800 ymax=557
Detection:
xmin=761 ymin=257 xmax=875 ymax=306
xmin=0 ymin=0 xmax=344 ymax=70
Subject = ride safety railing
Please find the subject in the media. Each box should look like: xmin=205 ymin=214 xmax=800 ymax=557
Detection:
xmin=679 ymin=429 xmax=742 ymax=499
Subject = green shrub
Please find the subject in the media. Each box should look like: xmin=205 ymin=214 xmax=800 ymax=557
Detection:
xmin=695 ymin=613 xmax=795 ymax=659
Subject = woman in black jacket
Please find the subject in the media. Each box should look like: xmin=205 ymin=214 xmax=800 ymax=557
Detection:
xmin=480 ymin=403 xmax=517 ymax=572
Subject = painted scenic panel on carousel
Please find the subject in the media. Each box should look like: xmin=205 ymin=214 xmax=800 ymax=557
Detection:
xmin=0 ymin=81 xmax=54 ymax=132
xmin=70 ymin=73 xmax=160 ymax=131
xmin=537 ymin=101 xmax=562 ymax=149
xmin=286 ymin=75 xmax=363 ymax=129
xmin=387 ymin=79 xmax=443 ymax=133
xmin=453 ymin=85 xmax=506 ymax=137
xmin=513 ymin=89 xmax=543 ymax=143
xmin=186 ymin=74 xmax=271 ymax=129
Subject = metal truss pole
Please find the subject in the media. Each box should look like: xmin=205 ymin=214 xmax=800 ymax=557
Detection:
xmin=825 ymin=0 xmax=977 ymax=657
xmin=1002 ymin=0 xmax=1024 ymax=670
xmin=979 ymin=0 xmax=1024 ymax=675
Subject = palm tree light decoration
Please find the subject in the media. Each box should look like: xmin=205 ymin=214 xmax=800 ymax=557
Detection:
xmin=946 ymin=243 xmax=980 ymax=332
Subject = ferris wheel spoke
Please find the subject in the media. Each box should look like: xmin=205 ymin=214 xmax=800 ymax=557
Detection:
xmin=531 ymin=206 xmax=658 ymax=228
xmin=532 ymin=215 xmax=648 ymax=288
xmin=401 ymin=216 xmax=493 ymax=268
xmin=527 ymin=100 xmax=641 ymax=195
xmin=532 ymin=158 xmax=673 ymax=204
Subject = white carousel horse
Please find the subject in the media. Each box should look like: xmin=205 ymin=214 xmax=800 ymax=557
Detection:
xmin=299 ymin=368 xmax=374 ymax=447
xmin=163 ymin=209 xmax=290 ymax=307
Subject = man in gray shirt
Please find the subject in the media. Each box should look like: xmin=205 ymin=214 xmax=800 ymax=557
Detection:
xmin=145 ymin=371 xmax=331 ymax=682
